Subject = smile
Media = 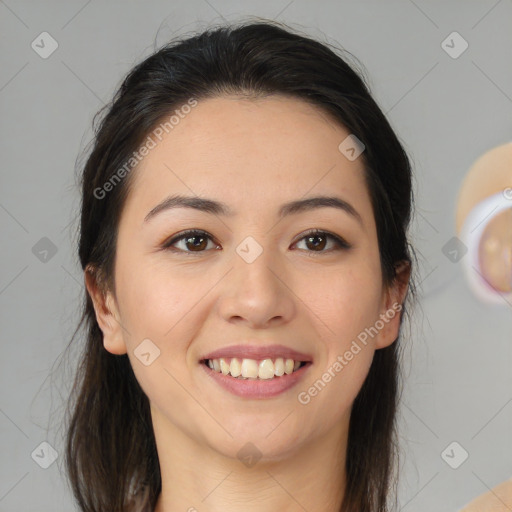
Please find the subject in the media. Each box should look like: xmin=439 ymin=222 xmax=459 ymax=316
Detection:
xmin=200 ymin=357 xmax=312 ymax=399
xmin=203 ymin=357 xmax=308 ymax=379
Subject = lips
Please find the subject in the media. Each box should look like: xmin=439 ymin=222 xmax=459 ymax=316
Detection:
xmin=201 ymin=357 xmax=312 ymax=398
xmin=200 ymin=343 xmax=313 ymax=363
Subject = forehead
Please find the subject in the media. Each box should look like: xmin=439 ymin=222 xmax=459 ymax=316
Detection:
xmin=123 ymin=95 xmax=373 ymax=227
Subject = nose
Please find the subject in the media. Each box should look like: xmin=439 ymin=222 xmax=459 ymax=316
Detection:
xmin=216 ymin=247 xmax=296 ymax=329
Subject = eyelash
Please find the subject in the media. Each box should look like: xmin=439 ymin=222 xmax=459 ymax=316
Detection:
xmin=161 ymin=228 xmax=351 ymax=256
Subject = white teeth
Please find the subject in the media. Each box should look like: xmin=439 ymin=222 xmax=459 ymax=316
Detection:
xmin=206 ymin=357 xmax=305 ymax=379
xmin=229 ymin=358 xmax=241 ymax=377
xmin=241 ymin=359 xmax=259 ymax=378
xmin=274 ymin=358 xmax=285 ymax=376
xmin=220 ymin=358 xmax=230 ymax=375
xmin=258 ymin=359 xmax=275 ymax=379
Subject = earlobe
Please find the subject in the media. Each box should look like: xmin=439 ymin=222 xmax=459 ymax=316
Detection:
xmin=84 ymin=265 xmax=128 ymax=355
xmin=375 ymin=260 xmax=411 ymax=350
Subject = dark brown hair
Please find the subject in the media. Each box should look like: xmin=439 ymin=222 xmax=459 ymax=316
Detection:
xmin=62 ymin=18 xmax=416 ymax=512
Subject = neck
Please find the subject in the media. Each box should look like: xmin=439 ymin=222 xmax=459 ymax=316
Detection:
xmin=152 ymin=408 xmax=349 ymax=512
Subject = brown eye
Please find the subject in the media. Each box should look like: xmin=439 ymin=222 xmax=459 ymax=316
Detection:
xmin=304 ymin=233 xmax=328 ymax=251
xmin=163 ymin=230 xmax=218 ymax=254
xmin=163 ymin=228 xmax=350 ymax=256
xmin=183 ymin=234 xmax=208 ymax=251
xmin=294 ymin=229 xmax=351 ymax=253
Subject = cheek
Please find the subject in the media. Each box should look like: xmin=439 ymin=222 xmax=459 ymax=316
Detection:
xmin=116 ymin=264 xmax=203 ymax=410
xmin=116 ymin=260 xmax=224 ymax=401
xmin=293 ymin=260 xmax=381 ymax=410
xmin=298 ymin=260 xmax=382 ymax=340
xmin=115 ymin=256 xmax=202 ymax=349
xmin=295 ymin=270 xmax=379 ymax=427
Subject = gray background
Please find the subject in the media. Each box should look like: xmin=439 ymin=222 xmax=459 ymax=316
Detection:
xmin=1 ymin=1 xmax=511 ymax=511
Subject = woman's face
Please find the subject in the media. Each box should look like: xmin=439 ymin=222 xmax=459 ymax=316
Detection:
xmin=88 ymin=95 xmax=406 ymax=462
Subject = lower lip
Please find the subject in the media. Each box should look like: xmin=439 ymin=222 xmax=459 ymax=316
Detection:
xmin=200 ymin=362 xmax=312 ymax=399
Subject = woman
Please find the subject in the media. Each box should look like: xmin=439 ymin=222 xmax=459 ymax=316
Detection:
xmin=64 ymin=19 xmax=415 ymax=512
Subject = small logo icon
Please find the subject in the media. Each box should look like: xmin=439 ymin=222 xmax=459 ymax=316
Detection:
xmin=31 ymin=32 xmax=59 ymax=59
xmin=236 ymin=236 xmax=263 ymax=264
xmin=32 ymin=237 xmax=58 ymax=263
xmin=338 ymin=134 xmax=365 ymax=161
xmin=441 ymin=32 xmax=468 ymax=59
xmin=441 ymin=441 xmax=469 ymax=469
xmin=31 ymin=441 xmax=58 ymax=469
xmin=442 ymin=236 xmax=468 ymax=263
xmin=237 ymin=442 xmax=262 ymax=468
xmin=134 ymin=338 xmax=161 ymax=366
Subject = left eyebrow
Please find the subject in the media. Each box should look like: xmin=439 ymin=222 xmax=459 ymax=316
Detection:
xmin=144 ymin=194 xmax=363 ymax=227
xmin=278 ymin=196 xmax=363 ymax=226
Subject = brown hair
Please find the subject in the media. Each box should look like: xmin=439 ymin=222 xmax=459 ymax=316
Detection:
xmin=61 ymin=18 xmax=416 ymax=512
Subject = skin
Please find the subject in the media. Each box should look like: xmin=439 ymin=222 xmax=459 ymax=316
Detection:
xmin=85 ymin=95 xmax=410 ymax=512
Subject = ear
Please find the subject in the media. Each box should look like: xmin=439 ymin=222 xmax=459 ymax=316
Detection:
xmin=84 ymin=265 xmax=127 ymax=355
xmin=375 ymin=260 xmax=411 ymax=350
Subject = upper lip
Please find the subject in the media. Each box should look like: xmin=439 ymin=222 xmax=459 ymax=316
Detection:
xmin=201 ymin=344 xmax=313 ymax=362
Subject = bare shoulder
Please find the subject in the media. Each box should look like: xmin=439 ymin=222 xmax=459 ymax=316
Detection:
xmin=459 ymin=478 xmax=512 ymax=511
